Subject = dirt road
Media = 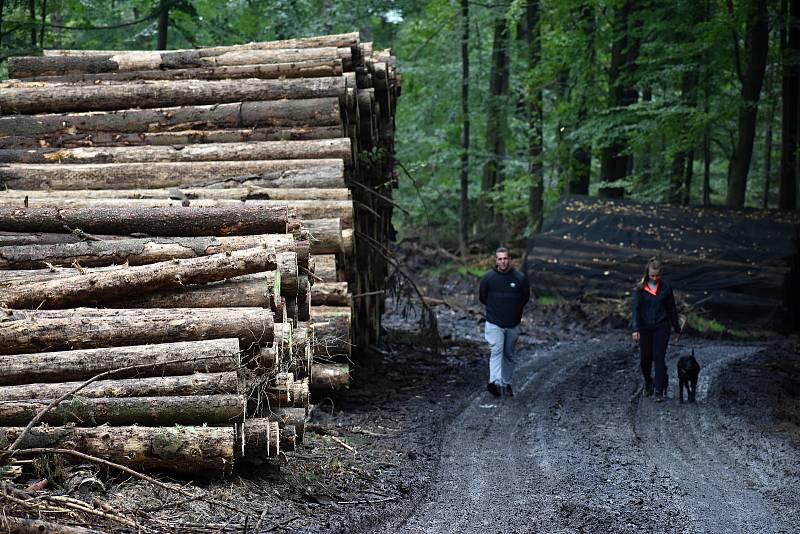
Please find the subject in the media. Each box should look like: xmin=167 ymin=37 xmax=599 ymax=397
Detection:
xmin=382 ymin=335 xmax=799 ymax=534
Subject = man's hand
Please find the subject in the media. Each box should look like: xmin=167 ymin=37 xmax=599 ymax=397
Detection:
xmin=631 ymin=331 xmax=640 ymax=342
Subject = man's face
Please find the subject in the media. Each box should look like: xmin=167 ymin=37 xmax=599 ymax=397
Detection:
xmin=648 ymin=267 xmax=662 ymax=282
xmin=496 ymin=252 xmax=510 ymax=272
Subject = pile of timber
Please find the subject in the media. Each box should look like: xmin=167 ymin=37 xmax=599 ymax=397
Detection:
xmin=0 ymin=32 xmax=399 ymax=475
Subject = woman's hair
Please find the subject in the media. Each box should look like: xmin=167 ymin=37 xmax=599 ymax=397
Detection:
xmin=635 ymin=257 xmax=663 ymax=289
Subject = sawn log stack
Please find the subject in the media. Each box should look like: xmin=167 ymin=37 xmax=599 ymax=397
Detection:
xmin=0 ymin=31 xmax=398 ymax=476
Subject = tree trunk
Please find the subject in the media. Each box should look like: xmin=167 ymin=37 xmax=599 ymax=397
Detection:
xmin=262 ymin=407 xmax=306 ymax=442
xmin=302 ymin=218 xmax=343 ymax=254
xmin=726 ymin=0 xmax=769 ymax=207
xmin=482 ymin=7 xmax=510 ymax=228
xmin=0 ymin=139 xmax=352 ymax=165
xmin=599 ymin=0 xmax=640 ymax=198
xmin=310 ymin=362 xmax=350 ymax=390
xmin=311 ymin=306 xmax=352 ymax=360
xmin=311 ymin=282 xmax=349 ymax=306
xmin=1 ymin=425 xmax=236 ymax=474
xmin=0 ymin=159 xmax=345 ymax=190
xmin=459 ymin=0 xmax=470 ymax=257
xmin=0 ymin=247 xmax=282 ymax=309
xmin=0 ymin=187 xmax=350 ymax=201
xmin=118 ymin=274 xmax=273 ymax=309
xmin=0 ymin=338 xmax=241 ymax=385
xmin=0 ymin=77 xmax=346 ymax=114
xmin=523 ymin=0 xmax=544 ymax=233
xmin=239 ymin=418 xmax=281 ymax=457
xmin=0 ymin=234 xmax=299 ymax=269
xmin=279 ymin=425 xmax=297 ymax=452
xmin=0 ymin=98 xmax=342 ymax=137
xmin=0 ymin=307 xmax=274 ymax=355
xmin=157 ymin=0 xmax=169 ymax=50
xmin=0 ymin=205 xmax=288 ymax=236
xmin=0 ymin=371 xmax=238 ymax=401
xmin=683 ymin=149 xmax=695 ymax=205
xmin=8 ymin=47 xmax=351 ymax=78
xmin=780 ymin=0 xmax=800 ymax=209
xmin=0 ymin=394 xmax=245 ymax=426
xmin=43 ymin=32 xmax=359 ymax=55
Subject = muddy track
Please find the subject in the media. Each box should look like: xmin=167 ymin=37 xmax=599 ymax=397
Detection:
xmin=379 ymin=337 xmax=799 ymax=534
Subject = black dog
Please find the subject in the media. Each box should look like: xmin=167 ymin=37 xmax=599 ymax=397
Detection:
xmin=677 ymin=351 xmax=701 ymax=403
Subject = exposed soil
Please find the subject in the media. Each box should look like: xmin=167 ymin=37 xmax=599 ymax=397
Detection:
xmin=14 ymin=262 xmax=798 ymax=534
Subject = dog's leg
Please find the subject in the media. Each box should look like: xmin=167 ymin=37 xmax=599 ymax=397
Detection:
xmin=679 ymin=377 xmax=685 ymax=403
xmin=689 ymin=377 xmax=697 ymax=403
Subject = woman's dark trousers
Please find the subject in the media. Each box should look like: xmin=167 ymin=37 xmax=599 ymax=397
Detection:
xmin=639 ymin=321 xmax=671 ymax=394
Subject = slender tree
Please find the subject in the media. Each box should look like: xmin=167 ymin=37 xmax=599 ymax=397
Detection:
xmin=459 ymin=0 xmax=470 ymax=257
xmin=780 ymin=0 xmax=800 ymax=210
xmin=520 ymin=1 xmax=544 ymax=232
xmin=726 ymin=0 xmax=769 ymax=207
xmin=157 ymin=0 xmax=169 ymax=50
xmin=567 ymin=3 xmax=594 ymax=196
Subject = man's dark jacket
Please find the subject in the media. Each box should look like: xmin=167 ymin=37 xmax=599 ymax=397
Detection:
xmin=479 ymin=267 xmax=531 ymax=328
xmin=630 ymin=278 xmax=681 ymax=332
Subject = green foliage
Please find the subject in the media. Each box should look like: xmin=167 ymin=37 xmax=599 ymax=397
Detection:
xmin=422 ymin=262 xmax=485 ymax=278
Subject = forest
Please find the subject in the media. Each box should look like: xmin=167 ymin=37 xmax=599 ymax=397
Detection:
xmin=1 ymin=0 xmax=797 ymax=251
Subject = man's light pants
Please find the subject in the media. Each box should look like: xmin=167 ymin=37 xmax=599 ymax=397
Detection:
xmin=484 ymin=321 xmax=521 ymax=386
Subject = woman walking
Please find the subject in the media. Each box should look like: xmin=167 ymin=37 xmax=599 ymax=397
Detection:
xmin=631 ymin=258 xmax=681 ymax=402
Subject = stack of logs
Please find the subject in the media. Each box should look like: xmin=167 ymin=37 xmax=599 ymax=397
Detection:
xmin=0 ymin=32 xmax=399 ymax=476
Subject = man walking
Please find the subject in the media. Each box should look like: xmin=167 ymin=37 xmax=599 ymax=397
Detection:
xmin=479 ymin=247 xmax=531 ymax=397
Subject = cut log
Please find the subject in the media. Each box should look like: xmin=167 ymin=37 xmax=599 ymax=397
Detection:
xmin=0 ymin=139 xmax=352 ymax=164
xmin=10 ymin=58 xmax=342 ymax=83
xmin=0 ymin=98 xmax=342 ymax=137
xmin=314 ymin=254 xmax=339 ymax=282
xmin=0 ymin=231 xmax=128 ymax=246
xmin=0 ymin=126 xmax=347 ymax=149
xmin=280 ymin=425 xmax=297 ymax=452
xmin=311 ymin=282 xmax=349 ymax=306
xmin=342 ymin=228 xmax=354 ymax=255
xmin=303 ymin=218 xmax=343 ymax=254
xmin=237 ymin=418 xmax=280 ymax=458
xmin=0 ymin=394 xmax=245 ymax=426
xmin=0 ymin=247 xmax=278 ymax=309
xmin=0 ymin=307 xmax=274 ymax=355
xmin=0 ymin=206 xmax=288 ymax=236
xmin=0 ymin=338 xmax=241 ymax=386
xmin=311 ymin=306 xmax=353 ymax=360
xmin=1 ymin=425 xmax=236 ymax=475
xmin=264 ymin=407 xmax=307 ymax=442
xmin=0 ymin=159 xmax=345 ymax=190
xmin=119 ymin=274 xmax=272 ymax=309
xmin=0 ymin=77 xmax=347 ymax=114
xmin=0 ymin=187 xmax=351 ymax=201
xmin=9 ymin=47 xmax=350 ymax=78
xmin=0 ymin=234 xmax=298 ymax=269
xmin=0 ymin=372 xmax=238 ymax=401
xmin=311 ymin=363 xmax=350 ymax=391
xmin=255 ymin=377 xmax=309 ymax=408
xmin=43 ymin=32 xmax=359 ymax=55
xmin=0 ymin=198 xmax=355 ymax=229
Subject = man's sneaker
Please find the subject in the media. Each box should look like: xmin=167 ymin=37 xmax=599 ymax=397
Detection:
xmin=644 ymin=382 xmax=654 ymax=398
xmin=504 ymin=385 xmax=514 ymax=397
xmin=487 ymin=382 xmax=501 ymax=398
xmin=654 ymin=392 xmax=664 ymax=403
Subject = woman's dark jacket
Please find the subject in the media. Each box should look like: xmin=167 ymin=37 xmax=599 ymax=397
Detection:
xmin=630 ymin=278 xmax=681 ymax=333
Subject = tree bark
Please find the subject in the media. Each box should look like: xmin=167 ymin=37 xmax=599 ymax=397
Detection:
xmin=0 ymin=77 xmax=346 ymax=114
xmin=262 ymin=407 xmax=306 ymax=442
xmin=118 ymin=274 xmax=273 ymax=309
xmin=157 ymin=0 xmax=169 ymax=50
xmin=0 ymin=371 xmax=238 ymax=401
xmin=0 ymin=307 xmax=274 ymax=355
xmin=522 ymin=0 xmax=544 ymax=233
xmin=0 ymin=139 xmax=352 ymax=165
xmin=313 ymin=254 xmax=339 ymax=282
xmin=0 ymin=187 xmax=350 ymax=201
xmin=0 ymin=159 xmax=345 ymax=190
xmin=780 ymin=0 xmax=800 ymax=209
xmin=726 ymin=0 xmax=770 ymax=207
xmin=0 ymin=234 xmax=298 ymax=269
xmin=9 ymin=47 xmax=351 ymax=78
xmin=567 ymin=3 xmax=594 ymax=196
xmin=0 ymin=338 xmax=241 ymax=385
xmin=1 ymin=425 xmax=236 ymax=474
xmin=0 ymin=98 xmax=342 ymax=137
xmin=311 ymin=282 xmax=349 ymax=306
xmin=0 ymin=516 xmax=105 ymax=534
xmin=310 ymin=362 xmax=350 ymax=390
xmin=0 ymin=394 xmax=245 ymax=426
xmin=311 ymin=306 xmax=352 ymax=360
xmin=0 ymin=205 xmax=288 ymax=236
